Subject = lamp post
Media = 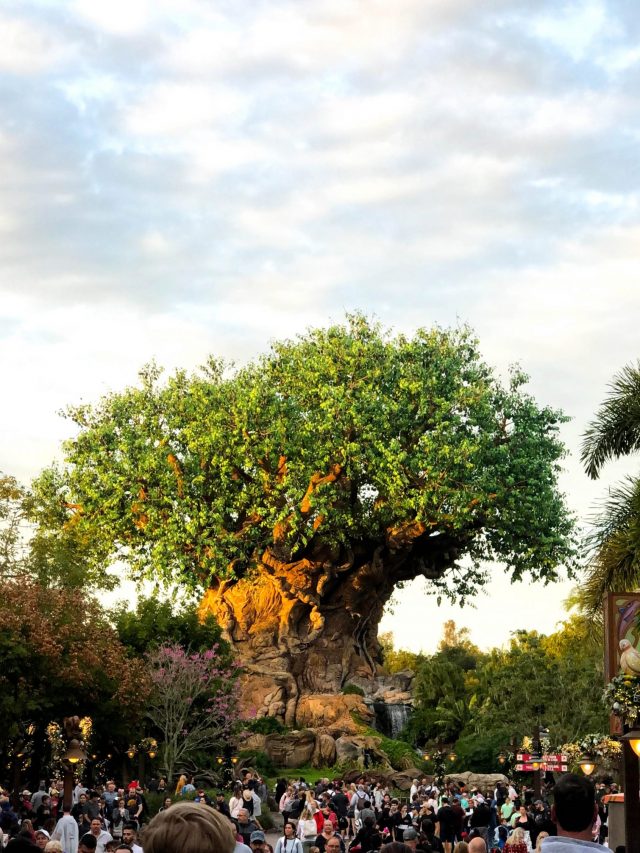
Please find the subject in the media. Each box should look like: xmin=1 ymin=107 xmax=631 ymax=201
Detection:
xmin=62 ymin=717 xmax=87 ymax=811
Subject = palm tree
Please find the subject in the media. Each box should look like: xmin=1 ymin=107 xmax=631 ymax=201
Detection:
xmin=580 ymin=363 xmax=640 ymax=611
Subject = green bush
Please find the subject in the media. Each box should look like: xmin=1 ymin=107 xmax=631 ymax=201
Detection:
xmin=238 ymin=749 xmax=276 ymax=777
xmin=342 ymin=684 xmax=365 ymax=696
xmin=245 ymin=717 xmax=288 ymax=735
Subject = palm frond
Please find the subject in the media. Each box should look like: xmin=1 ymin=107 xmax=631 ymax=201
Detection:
xmin=581 ymin=362 xmax=640 ymax=479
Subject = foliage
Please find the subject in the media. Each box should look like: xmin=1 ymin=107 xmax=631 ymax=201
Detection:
xmin=238 ymin=749 xmax=276 ymax=777
xmin=0 ymin=577 xmax=148 ymax=757
xmin=603 ymin=674 xmax=640 ymax=724
xmin=0 ymin=469 xmax=113 ymax=590
xmin=453 ymin=731 xmax=510 ymax=774
xmin=379 ymin=632 xmax=420 ymax=674
xmin=342 ymin=684 xmax=365 ymax=697
xmin=580 ymin=362 xmax=640 ymax=611
xmin=404 ymin=617 xmax=607 ymax=761
xmin=243 ymin=717 xmax=287 ymax=734
xmin=35 ymin=316 xmax=575 ymax=603
xmin=110 ymin=594 xmax=231 ymax=659
xmin=560 ymin=734 xmax=622 ymax=765
xmin=145 ymin=643 xmax=239 ymax=784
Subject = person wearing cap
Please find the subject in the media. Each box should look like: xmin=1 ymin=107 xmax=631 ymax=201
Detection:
xmin=250 ymin=830 xmax=267 ymax=853
xmin=34 ymin=829 xmax=50 ymax=850
xmin=403 ymin=827 xmax=419 ymax=851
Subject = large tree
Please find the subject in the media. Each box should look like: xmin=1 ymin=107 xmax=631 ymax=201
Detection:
xmin=35 ymin=316 xmax=575 ymax=723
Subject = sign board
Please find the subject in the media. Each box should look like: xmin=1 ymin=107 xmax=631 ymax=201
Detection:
xmin=515 ymin=763 xmax=569 ymax=773
xmin=516 ymin=753 xmax=567 ymax=762
xmin=604 ymin=592 xmax=640 ymax=735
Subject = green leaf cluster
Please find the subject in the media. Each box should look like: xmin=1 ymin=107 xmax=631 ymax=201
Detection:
xmin=402 ymin=616 xmax=607 ymax=763
xmin=35 ymin=315 xmax=575 ymax=600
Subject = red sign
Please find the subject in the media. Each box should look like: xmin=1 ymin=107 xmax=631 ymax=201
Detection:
xmin=515 ymin=762 xmax=568 ymax=773
xmin=516 ymin=753 xmax=567 ymax=762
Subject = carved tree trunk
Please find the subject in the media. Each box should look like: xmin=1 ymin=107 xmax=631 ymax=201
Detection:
xmin=199 ymin=527 xmax=460 ymax=726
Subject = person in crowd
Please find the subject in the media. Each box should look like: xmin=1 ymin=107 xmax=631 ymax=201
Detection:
xmin=316 ymin=819 xmax=345 ymax=853
xmin=504 ymin=828 xmax=528 ymax=853
xmin=540 ymin=774 xmax=600 ymax=853
xmin=349 ymin=815 xmax=381 ymax=853
xmin=34 ymin=829 xmax=50 ymax=850
xmin=251 ymin=830 xmax=268 ymax=853
xmin=436 ymin=798 xmax=457 ymax=853
xmin=298 ymin=808 xmax=320 ymax=852
xmin=230 ymin=785 xmax=246 ymax=820
xmin=158 ymin=797 xmax=172 ymax=814
xmin=78 ymin=834 xmax=98 ymax=853
xmin=121 ymin=823 xmax=143 ymax=853
xmin=110 ymin=799 xmax=130 ymax=841
xmin=144 ymin=800 xmax=236 ymax=853
xmin=275 ymin=821 xmax=304 ymax=853
xmin=236 ymin=808 xmax=262 ymax=847
xmin=89 ymin=817 xmax=112 ymax=853
xmin=51 ymin=803 xmax=79 ymax=853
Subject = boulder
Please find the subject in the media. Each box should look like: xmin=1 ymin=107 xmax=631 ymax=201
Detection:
xmin=244 ymin=734 xmax=267 ymax=752
xmin=334 ymin=735 xmax=391 ymax=768
xmin=388 ymin=767 xmax=426 ymax=791
xmin=313 ymin=732 xmax=337 ymax=768
xmin=296 ymin=694 xmax=374 ymax=735
xmin=444 ymin=771 xmax=508 ymax=790
xmin=262 ymin=730 xmax=317 ymax=768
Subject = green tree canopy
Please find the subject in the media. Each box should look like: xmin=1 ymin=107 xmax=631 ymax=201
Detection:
xmin=33 ymin=316 xmax=576 ymax=605
xmin=110 ymin=594 xmax=231 ymax=660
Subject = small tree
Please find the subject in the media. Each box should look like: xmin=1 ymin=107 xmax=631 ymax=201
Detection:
xmin=145 ymin=643 xmax=238 ymax=784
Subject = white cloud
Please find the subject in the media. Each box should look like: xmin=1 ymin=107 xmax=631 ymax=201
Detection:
xmin=2 ymin=0 xmax=640 ymax=647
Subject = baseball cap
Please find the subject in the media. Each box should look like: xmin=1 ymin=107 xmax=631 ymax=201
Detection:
xmin=35 ymin=830 xmax=51 ymax=839
xmin=250 ymin=832 xmax=266 ymax=843
xmin=403 ymin=828 xmax=418 ymax=841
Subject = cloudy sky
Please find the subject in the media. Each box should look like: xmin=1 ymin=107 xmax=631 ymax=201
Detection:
xmin=2 ymin=0 xmax=639 ymax=652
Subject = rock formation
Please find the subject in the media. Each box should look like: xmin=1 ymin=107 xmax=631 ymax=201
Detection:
xmin=199 ymin=525 xmax=451 ymax=726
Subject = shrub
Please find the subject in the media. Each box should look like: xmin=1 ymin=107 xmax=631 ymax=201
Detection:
xmin=238 ymin=749 xmax=276 ymax=777
xmin=342 ymin=684 xmax=365 ymax=696
xmin=245 ymin=717 xmax=288 ymax=735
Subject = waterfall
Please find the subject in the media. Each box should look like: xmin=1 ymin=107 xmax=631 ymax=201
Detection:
xmin=372 ymin=701 xmax=411 ymax=739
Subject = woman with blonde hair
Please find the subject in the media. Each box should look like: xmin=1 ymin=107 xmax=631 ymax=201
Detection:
xmin=297 ymin=808 xmax=319 ymax=853
xmin=453 ymin=842 xmax=468 ymax=853
xmin=144 ymin=800 xmax=236 ymax=853
xmin=174 ymin=774 xmax=187 ymax=796
xmin=504 ymin=827 xmax=529 ymax=853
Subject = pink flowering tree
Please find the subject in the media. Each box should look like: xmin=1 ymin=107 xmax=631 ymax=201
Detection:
xmin=145 ymin=643 xmax=239 ymax=784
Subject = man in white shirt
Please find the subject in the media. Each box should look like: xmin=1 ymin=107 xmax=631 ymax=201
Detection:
xmin=122 ymin=822 xmax=144 ymax=853
xmin=51 ymin=803 xmax=79 ymax=853
xmin=89 ymin=817 xmax=113 ymax=853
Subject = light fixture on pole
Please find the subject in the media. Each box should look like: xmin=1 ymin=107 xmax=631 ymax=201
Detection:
xmin=621 ymin=730 xmax=640 ymax=758
xmin=65 ymin=739 xmax=87 ymax=765
xmin=448 ymin=751 xmax=457 ymax=763
xmin=579 ymin=754 xmax=596 ymax=776
xmin=497 ymin=752 xmax=506 ymax=765
xmin=423 ymin=752 xmax=431 ymax=762
xmin=530 ymin=752 xmax=542 ymax=772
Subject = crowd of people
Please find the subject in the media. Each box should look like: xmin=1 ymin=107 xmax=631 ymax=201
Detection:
xmin=0 ymin=770 xmax=614 ymax=853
